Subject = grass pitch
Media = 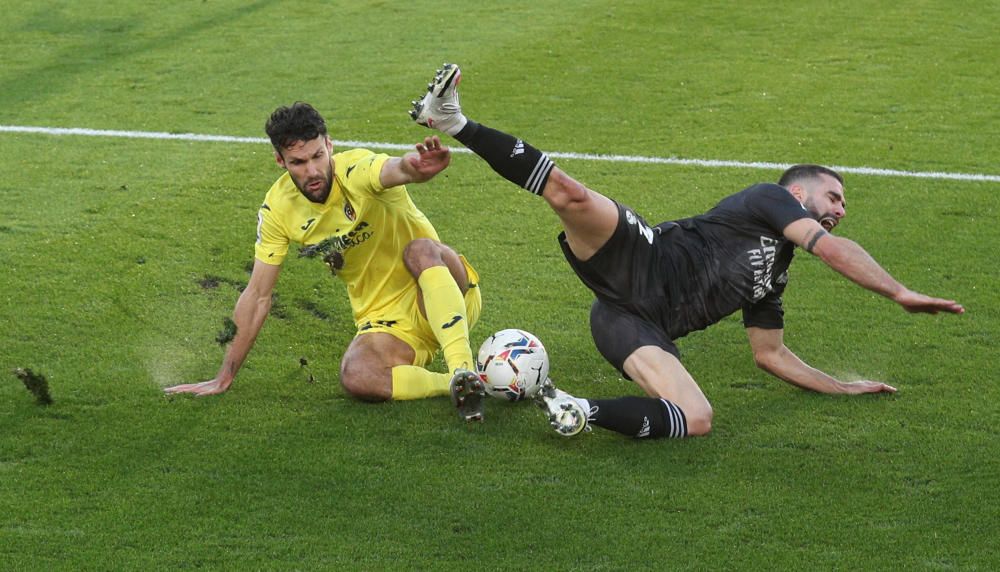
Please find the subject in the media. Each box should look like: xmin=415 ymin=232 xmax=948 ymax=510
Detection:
xmin=2 ymin=1 xmax=998 ymax=569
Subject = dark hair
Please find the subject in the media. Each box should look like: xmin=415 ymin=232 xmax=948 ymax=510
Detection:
xmin=778 ymin=164 xmax=843 ymax=187
xmin=265 ymin=102 xmax=328 ymax=151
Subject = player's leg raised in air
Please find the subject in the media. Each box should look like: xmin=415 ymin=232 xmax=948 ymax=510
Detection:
xmin=410 ymin=64 xmax=618 ymax=262
xmin=412 ymin=63 xmax=711 ymax=439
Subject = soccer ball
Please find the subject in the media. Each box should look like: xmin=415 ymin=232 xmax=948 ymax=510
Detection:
xmin=476 ymin=329 xmax=549 ymax=401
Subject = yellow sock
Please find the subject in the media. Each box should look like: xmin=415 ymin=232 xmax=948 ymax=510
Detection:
xmin=417 ymin=265 xmax=474 ymax=372
xmin=391 ymin=365 xmax=450 ymax=400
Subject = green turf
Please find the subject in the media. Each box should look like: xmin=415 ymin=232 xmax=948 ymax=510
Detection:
xmin=2 ymin=1 xmax=998 ymax=569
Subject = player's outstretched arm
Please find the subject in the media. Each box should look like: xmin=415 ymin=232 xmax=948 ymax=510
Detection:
xmin=746 ymin=327 xmax=897 ymax=394
xmin=379 ymin=135 xmax=451 ymax=188
xmin=782 ymin=218 xmax=964 ymax=315
xmin=164 ymin=260 xmax=281 ymax=396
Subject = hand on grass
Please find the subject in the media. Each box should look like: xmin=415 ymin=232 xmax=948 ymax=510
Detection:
xmin=164 ymin=378 xmax=231 ymax=396
xmin=840 ymin=380 xmax=897 ymax=394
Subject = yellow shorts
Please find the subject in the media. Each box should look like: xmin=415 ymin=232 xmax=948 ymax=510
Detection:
xmin=355 ymin=256 xmax=482 ymax=367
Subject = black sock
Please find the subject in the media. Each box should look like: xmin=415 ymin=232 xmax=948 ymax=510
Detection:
xmin=453 ymin=120 xmax=554 ymax=195
xmin=588 ymin=397 xmax=688 ymax=439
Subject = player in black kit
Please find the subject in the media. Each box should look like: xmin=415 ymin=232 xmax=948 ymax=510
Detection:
xmin=411 ymin=63 xmax=965 ymax=439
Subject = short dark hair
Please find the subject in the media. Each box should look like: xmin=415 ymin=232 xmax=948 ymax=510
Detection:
xmin=778 ymin=164 xmax=843 ymax=187
xmin=265 ymin=102 xmax=327 ymax=152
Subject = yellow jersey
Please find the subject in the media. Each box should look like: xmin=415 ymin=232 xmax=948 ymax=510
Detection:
xmin=254 ymin=148 xmax=441 ymax=325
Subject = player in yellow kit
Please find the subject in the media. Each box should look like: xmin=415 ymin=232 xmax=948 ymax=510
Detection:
xmin=165 ymin=102 xmax=487 ymax=421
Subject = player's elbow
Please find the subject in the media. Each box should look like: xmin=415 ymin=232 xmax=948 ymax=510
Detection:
xmin=752 ymin=348 xmax=778 ymax=373
xmin=244 ymin=288 xmax=273 ymax=315
xmin=235 ymin=284 xmax=273 ymax=318
xmin=256 ymin=295 xmax=273 ymax=317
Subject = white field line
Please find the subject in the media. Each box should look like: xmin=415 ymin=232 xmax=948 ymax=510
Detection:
xmin=3 ymin=124 xmax=999 ymax=183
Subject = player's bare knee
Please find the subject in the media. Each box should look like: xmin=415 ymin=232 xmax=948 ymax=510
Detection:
xmin=684 ymin=403 xmax=713 ymax=436
xmin=403 ymin=239 xmax=468 ymax=292
xmin=339 ymin=360 xmax=390 ymax=402
xmin=402 ymin=238 xmax=443 ymax=275
xmin=543 ymin=169 xmax=592 ymax=212
xmin=673 ymin=396 xmax=713 ymax=436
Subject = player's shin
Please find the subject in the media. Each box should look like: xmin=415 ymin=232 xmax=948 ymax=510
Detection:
xmin=588 ymin=396 xmax=689 ymax=439
xmin=453 ymin=121 xmax=554 ymax=196
xmin=391 ymin=366 xmax=450 ymax=400
xmin=417 ymin=265 xmax=475 ymax=372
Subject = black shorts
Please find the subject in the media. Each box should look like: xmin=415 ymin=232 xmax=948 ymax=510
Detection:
xmin=558 ymin=202 xmax=680 ymax=375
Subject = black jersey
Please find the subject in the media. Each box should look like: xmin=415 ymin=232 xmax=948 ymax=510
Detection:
xmin=654 ymin=183 xmax=811 ymax=339
xmin=562 ymin=183 xmax=811 ymax=351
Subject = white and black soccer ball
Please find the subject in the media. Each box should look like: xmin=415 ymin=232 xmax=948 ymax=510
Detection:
xmin=476 ymin=329 xmax=549 ymax=401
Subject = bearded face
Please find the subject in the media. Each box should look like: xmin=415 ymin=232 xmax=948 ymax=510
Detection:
xmin=801 ymin=174 xmax=846 ymax=231
xmin=275 ymin=135 xmax=335 ymax=204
